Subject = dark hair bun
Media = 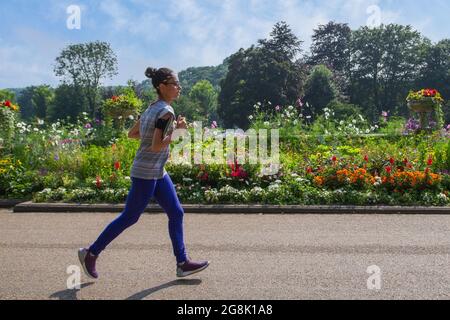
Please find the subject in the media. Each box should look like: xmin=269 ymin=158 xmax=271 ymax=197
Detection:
xmin=145 ymin=67 xmax=158 ymax=79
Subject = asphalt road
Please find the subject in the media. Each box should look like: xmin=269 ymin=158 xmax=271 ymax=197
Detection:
xmin=0 ymin=209 xmax=449 ymax=300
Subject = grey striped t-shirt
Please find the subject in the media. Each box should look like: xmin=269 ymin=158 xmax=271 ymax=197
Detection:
xmin=130 ymin=100 xmax=175 ymax=180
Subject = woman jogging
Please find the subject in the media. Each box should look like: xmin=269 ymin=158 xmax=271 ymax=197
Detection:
xmin=78 ymin=67 xmax=209 ymax=279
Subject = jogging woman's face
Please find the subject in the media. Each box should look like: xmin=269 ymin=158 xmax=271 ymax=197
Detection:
xmin=159 ymin=74 xmax=182 ymax=101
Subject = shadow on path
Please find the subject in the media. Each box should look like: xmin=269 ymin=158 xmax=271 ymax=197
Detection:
xmin=49 ymin=282 xmax=95 ymax=300
xmin=126 ymin=279 xmax=202 ymax=300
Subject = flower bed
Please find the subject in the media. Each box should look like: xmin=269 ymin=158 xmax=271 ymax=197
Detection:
xmin=1 ymin=103 xmax=449 ymax=207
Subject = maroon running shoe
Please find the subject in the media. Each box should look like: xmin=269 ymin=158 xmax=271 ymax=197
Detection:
xmin=78 ymin=248 xmax=99 ymax=279
xmin=177 ymin=258 xmax=210 ymax=278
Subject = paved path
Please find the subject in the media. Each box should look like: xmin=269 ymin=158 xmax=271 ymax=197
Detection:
xmin=0 ymin=209 xmax=449 ymax=300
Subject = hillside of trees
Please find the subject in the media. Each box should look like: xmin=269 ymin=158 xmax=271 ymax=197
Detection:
xmin=1 ymin=21 xmax=449 ymax=129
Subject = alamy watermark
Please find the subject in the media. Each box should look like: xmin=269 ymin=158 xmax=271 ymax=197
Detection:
xmin=66 ymin=265 xmax=81 ymax=290
xmin=366 ymin=5 xmax=382 ymax=28
xmin=170 ymin=122 xmax=280 ymax=176
xmin=67 ymin=5 xmax=81 ymax=30
xmin=367 ymin=265 xmax=382 ymax=290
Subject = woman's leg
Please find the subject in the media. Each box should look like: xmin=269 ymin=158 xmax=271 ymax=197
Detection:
xmin=89 ymin=177 xmax=156 ymax=256
xmin=153 ymin=174 xmax=187 ymax=264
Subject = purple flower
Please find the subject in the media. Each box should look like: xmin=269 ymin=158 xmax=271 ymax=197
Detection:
xmin=95 ymin=119 xmax=101 ymax=125
xmin=84 ymin=123 xmax=92 ymax=129
xmin=54 ymin=154 xmax=60 ymax=161
xmin=296 ymin=98 xmax=303 ymax=108
xmin=446 ymin=124 xmax=450 ymax=131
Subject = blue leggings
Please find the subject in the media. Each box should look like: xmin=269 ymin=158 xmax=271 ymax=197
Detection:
xmin=89 ymin=174 xmax=187 ymax=263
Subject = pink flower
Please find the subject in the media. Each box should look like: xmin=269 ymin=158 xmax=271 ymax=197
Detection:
xmin=275 ymin=105 xmax=281 ymax=112
xmin=211 ymin=121 xmax=218 ymax=129
xmin=84 ymin=123 xmax=92 ymax=129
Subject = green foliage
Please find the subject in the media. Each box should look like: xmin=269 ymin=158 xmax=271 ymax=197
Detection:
xmin=189 ymin=80 xmax=218 ymax=121
xmin=102 ymin=83 xmax=143 ymax=130
xmin=0 ymin=89 xmax=16 ymax=103
xmin=54 ymin=41 xmax=118 ymax=118
xmin=218 ymin=21 xmax=305 ymax=128
xmin=304 ymin=65 xmax=338 ymax=117
xmin=309 ymin=21 xmax=352 ymax=74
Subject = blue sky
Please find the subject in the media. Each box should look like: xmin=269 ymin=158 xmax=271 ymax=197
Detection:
xmin=1 ymin=0 xmax=449 ymax=88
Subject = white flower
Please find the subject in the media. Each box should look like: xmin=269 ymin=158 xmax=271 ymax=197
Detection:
xmin=118 ymin=116 xmax=123 ymax=120
xmin=128 ymin=115 xmax=135 ymax=120
xmin=37 ymin=119 xmax=44 ymax=125
xmin=33 ymin=128 xmax=39 ymax=132
xmin=340 ymin=120 xmax=345 ymax=125
xmin=359 ymin=115 xmax=365 ymax=122
xmin=248 ymin=115 xmax=253 ymax=120
xmin=82 ymin=112 xmax=88 ymax=116
xmin=352 ymin=119 xmax=357 ymax=124
xmin=264 ymin=121 xmax=270 ymax=126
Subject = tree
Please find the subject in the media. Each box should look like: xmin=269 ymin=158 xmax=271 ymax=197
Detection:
xmin=32 ymin=85 xmax=54 ymax=120
xmin=349 ymin=24 xmax=428 ymax=120
xmin=47 ymin=84 xmax=87 ymax=122
xmin=303 ymin=65 xmax=338 ymax=118
xmin=218 ymin=22 xmax=305 ymax=128
xmin=17 ymin=87 xmax=35 ymax=120
xmin=310 ymin=21 xmax=352 ymax=74
xmin=54 ymin=41 xmax=118 ymax=118
xmin=189 ymin=80 xmax=218 ymax=121
xmin=0 ymin=89 xmax=16 ymax=103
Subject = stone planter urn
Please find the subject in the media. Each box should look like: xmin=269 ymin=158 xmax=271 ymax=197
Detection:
xmin=407 ymin=98 xmax=437 ymax=132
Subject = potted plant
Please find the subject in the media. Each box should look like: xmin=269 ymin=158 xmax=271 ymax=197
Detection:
xmin=102 ymin=87 xmax=143 ymax=130
xmin=406 ymin=89 xmax=445 ymax=132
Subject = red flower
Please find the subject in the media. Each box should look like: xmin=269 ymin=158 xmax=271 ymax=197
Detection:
xmin=427 ymin=157 xmax=433 ymax=166
xmin=96 ymin=176 xmax=102 ymax=189
xmin=331 ymin=156 xmax=337 ymax=162
xmin=112 ymin=96 xmax=119 ymax=101
xmin=364 ymin=155 xmax=369 ymax=162
xmin=306 ymin=167 xmax=313 ymax=174
xmin=386 ymin=166 xmax=392 ymax=174
xmin=425 ymin=167 xmax=430 ymax=174
xmin=389 ymin=157 xmax=395 ymax=165
xmin=403 ymin=158 xmax=408 ymax=165
xmin=4 ymin=100 xmax=11 ymax=107
xmin=114 ymin=161 xmax=121 ymax=170
xmin=200 ymin=172 xmax=209 ymax=181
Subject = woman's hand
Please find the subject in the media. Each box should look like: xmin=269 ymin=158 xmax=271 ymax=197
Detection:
xmin=176 ymin=115 xmax=188 ymax=130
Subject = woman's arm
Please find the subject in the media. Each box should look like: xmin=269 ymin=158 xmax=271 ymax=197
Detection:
xmin=128 ymin=119 xmax=141 ymax=139
xmin=150 ymin=114 xmax=173 ymax=152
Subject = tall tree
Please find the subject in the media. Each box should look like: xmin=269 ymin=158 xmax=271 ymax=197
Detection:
xmin=310 ymin=21 xmax=352 ymax=74
xmin=350 ymin=24 xmax=428 ymax=120
xmin=54 ymin=41 xmax=118 ymax=118
xmin=218 ymin=22 xmax=305 ymax=128
xmin=31 ymin=85 xmax=54 ymax=120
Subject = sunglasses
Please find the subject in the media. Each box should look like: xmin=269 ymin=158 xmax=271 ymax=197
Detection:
xmin=163 ymin=80 xmax=181 ymax=87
